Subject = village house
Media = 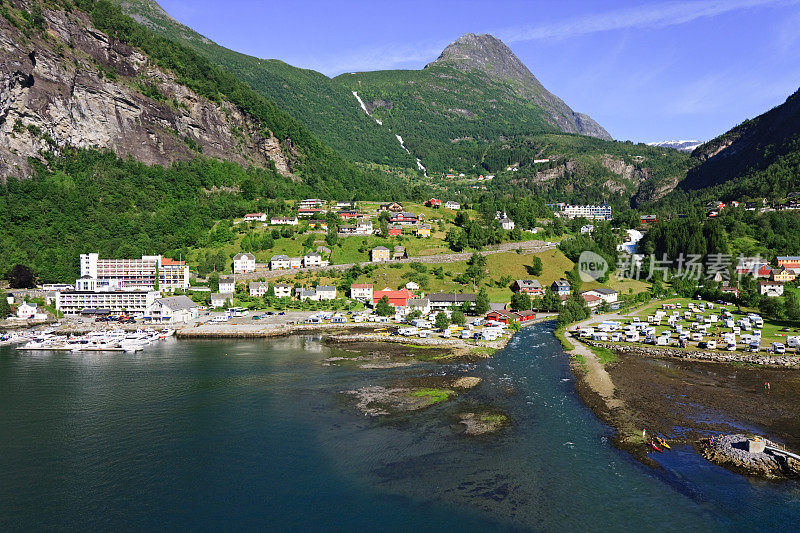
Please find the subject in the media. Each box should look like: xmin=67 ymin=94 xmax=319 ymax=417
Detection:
xmin=233 ymin=252 xmax=256 ymax=274
xmin=551 ymin=280 xmax=571 ymax=296
xmin=243 ymin=212 xmax=266 ymax=222
xmin=218 ymin=276 xmax=235 ymax=294
xmin=371 ymin=246 xmax=390 ymax=262
xmin=337 ymin=210 xmax=362 ymax=220
xmin=407 ymin=298 xmax=431 ymax=315
xmin=426 ymin=198 xmax=442 ymax=208
xmin=428 ymin=293 xmax=477 ymax=311
xmin=297 ymin=288 xmax=318 ymax=301
xmin=336 ymin=201 xmax=357 ymax=209
xmin=416 ymin=224 xmax=431 ymax=238
xmin=580 ymin=224 xmax=594 ymax=234
xmin=444 ymin=201 xmax=460 ymax=210
xmin=249 ymin=282 xmax=269 ymax=297
xmin=298 ymin=199 xmax=325 ymax=209
xmin=581 ymin=294 xmax=603 ymax=310
xmin=273 ymin=283 xmax=292 ymax=298
xmin=270 ymin=255 xmax=302 ymax=270
xmin=388 ymin=226 xmax=402 ymax=237
xmin=581 ymin=288 xmax=618 ymax=304
xmin=298 ymin=208 xmax=324 ymax=218
xmin=393 ymin=246 xmax=407 ymax=260
xmin=777 ymin=256 xmax=800 ymax=269
xmin=145 ymin=295 xmax=198 ymax=324
xmin=721 ymin=286 xmax=740 ymax=297
xmin=303 ymin=252 xmax=328 ymax=268
xmin=270 ymin=216 xmax=299 ymax=226
xmin=380 ymin=202 xmax=403 ymax=212
xmin=405 ymin=281 xmax=420 ymax=290
xmin=317 ymin=286 xmax=337 ymax=300
xmin=771 ymin=267 xmax=796 ymax=282
xmin=355 ymin=219 xmax=374 ymax=235
xmin=389 ymin=212 xmax=421 ymax=225
xmin=485 ymin=309 xmax=536 ymax=324
xmin=210 ymin=293 xmax=230 ymax=308
xmin=350 ymin=284 xmax=373 ymax=301
xmin=513 ymin=279 xmax=543 ymax=295
xmin=372 ymin=288 xmax=416 ymax=308
xmin=640 ymin=214 xmax=658 ymax=225
xmin=307 ymin=220 xmax=328 ymax=230
xmin=759 ymin=280 xmax=784 ymax=297
xmin=16 ymin=302 xmax=48 ymax=321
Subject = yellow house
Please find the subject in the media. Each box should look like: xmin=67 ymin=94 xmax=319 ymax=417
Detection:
xmin=416 ymin=224 xmax=431 ymax=238
xmin=371 ymin=246 xmax=390 ymax=262
xmin=771 ymin=267 xmax=796 ymax=282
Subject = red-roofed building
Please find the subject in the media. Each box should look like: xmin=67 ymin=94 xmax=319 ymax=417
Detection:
xmin=372 ymin=288 xmax=416 ymax=308
xmin=485 ymin=309 xmax=536 ymax=324
xmin=388 ymin=226 xmax=402 ymax=237
xmin=337 ymin=210 xmax=362 ymax=219
xmin=581 ymin=294 xmax=602 ymax=309
xmin=426 ymin=198 xmax=442 ymax=208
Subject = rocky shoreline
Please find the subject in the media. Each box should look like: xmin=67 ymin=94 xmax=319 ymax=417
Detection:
xmin=585 ymin=341 xmax=800 ymax=368
xmin=700 ymin=434 xmax=800 ymax=480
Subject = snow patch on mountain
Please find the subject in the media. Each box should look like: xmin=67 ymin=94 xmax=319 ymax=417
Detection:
xmin=647 ymin=140 xmax=703 ymax=152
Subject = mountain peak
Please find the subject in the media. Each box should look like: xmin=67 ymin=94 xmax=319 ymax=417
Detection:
xmin=426 ymin=33 xmax=534 ymax=84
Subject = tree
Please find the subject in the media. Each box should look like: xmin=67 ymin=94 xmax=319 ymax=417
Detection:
xmin=465 ymin=253 xmax=487 ymax=290
xmin=208 ymin=272 xmax=220 ymax=293
xmin=153 ymin=263 xmax=159 ymax=291
xmin=405 ymin=310 xmax=422 ymax=322
xmin=0 ymin=292 xmax=10 ymax=318
xmin=474 ymin=287 xmax=490 ymax=315
xmin=530 ymin=256 xmax=543 ymax=276
xmin=511 ymin=291 xmax=531 ymax=311
xmin=375 ymin=295 xmax=393 ymax=316
xmin=325 ymin=228 xmax=338 ymax=247
xmin=786 ymin=292 xmax=800 ymax=322
xmin=451 ymin=309 xmax=465 ymax=325
xmin=8 ymin=264 xmax=35 ymax=288
xmin=542 ymin=287 xmax=561 ymax=312
xmin=435 ymin=311 xmax=450 ymax=331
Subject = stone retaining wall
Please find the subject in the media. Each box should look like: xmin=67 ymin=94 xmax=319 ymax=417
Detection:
xmin=584 ymin=341 xmax=800 ymax=368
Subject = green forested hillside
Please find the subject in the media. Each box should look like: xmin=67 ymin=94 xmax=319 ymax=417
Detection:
xmin=114 ymin=0 xmax=416 ymax=169
xmin=673 ymin=86 xmax=800 ymax=200
xmin=0 ymin=149 xmax=419 ymax=283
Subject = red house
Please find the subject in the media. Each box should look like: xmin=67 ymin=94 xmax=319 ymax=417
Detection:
xmin=337 ymin=210 xmax=362 ymax=219
xmin=426 ymin=198 xmax=442 ymax=208
xmin=485 ymin=309 xmax=536 ymax=324
xmin=388 ymin=226 xmax=402 ymax=237
xmin=372 ymin=288 xmax=416 ymax=308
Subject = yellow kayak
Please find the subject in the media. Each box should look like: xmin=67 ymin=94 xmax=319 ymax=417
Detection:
xmin=657 ymin=437 xmax=671 ymax=450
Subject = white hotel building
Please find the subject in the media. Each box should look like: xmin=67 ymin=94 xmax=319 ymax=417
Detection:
xmin=55 ymin=284 xmax=160 ymax=316
xmin=80 ymin=253 xmax=190 ymax=291
xmin=554 ymin=203 xmax=613 ymax=221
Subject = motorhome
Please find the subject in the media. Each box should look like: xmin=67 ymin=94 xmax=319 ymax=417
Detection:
xmin=749 ymin=341 xmax=761 ymax=352
xmin=787 ymin=336 xmax=800 ymax=348
xmin=706 ymin=340 xmax=717 ymax=350
xmin=772 ymin=342 xmax=786 ymax=354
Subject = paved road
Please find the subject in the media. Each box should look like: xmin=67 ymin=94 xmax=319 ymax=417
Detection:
xmin=234 ymin=239 xmax=557 ymax=281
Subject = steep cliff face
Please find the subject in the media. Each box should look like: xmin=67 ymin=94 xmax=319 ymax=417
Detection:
xmin=0 ymin=1 xmax=296 ymax=179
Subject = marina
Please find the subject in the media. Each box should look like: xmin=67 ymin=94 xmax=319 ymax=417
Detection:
xmin=14 ymin=328 xmax=174 ymax=353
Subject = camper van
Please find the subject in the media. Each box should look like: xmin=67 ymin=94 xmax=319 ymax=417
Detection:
xmin=749 ymin=341 xmax=761 ymax=353
xmin=726 ymin=342 xmax=737 ymax=351
xmin=706 ymin=340 xmax=717 ymax=350
xmin=772 ymin=342 xmax=786 ymax=354
xmin=787 ymin=336 xmax=800 ymax=349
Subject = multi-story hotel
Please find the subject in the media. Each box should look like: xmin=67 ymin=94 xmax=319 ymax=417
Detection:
xmin=80 ymin=253 xmax=190 ymax=291
xmin=55 ymin=287 xmax=160 ymax=316
xmin=551 ymin=203 xmax=613 ymax=221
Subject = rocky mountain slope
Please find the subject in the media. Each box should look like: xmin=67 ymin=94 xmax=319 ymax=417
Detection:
xmin=0 ymin=0 xmax=297 ymax=179
xmin=335 ymin=33 xmax=612 ymax=173
xmin=113 ymin=0 xmax=416 ymax=170
xmin=679 ymin=87 xmax=800 ymax=194
xmin=430 ymin=34 xmax=610 ymax=140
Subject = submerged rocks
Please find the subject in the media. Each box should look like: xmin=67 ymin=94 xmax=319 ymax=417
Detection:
xmin=700 ymin=434 xmax=800 ymax=479
xmin=344 ymin=386 xmax=455 ymax=416
xmin=458 ymin=412 xmax=509 ymax=435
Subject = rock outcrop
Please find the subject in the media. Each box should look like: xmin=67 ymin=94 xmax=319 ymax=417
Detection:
xmin=428 ymin=33 xmax=612 ymax=140
xmin=701 ymin=434 xmax=800 ymax=479
xmin=0 ymin=1 xmax=295 ymax=179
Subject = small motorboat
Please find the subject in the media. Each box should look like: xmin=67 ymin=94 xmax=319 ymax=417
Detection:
xmin=656 ymin=437 xmax=671 ymax=450
xmin=649 ymin=441 xmax=663 ymax=453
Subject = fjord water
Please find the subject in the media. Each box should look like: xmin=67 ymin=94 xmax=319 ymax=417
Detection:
xmin=2 ymin=326 xmax=799 ymax=531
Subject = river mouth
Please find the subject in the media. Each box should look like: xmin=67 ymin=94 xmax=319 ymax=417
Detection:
xmin=2 ymin=326 xmax=800 ymax=530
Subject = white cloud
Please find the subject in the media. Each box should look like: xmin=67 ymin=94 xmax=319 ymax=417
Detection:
xmin=496 ymin=0 xmax=796 ymax=43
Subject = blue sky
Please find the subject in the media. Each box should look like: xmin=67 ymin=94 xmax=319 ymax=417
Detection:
xmin=158 ymin=0 xmax=800 ymax=143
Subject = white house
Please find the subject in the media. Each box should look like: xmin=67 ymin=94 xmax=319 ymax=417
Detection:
xmin=444 ymin=201 xmax=460 ymax=210
xmin=582 ymin=288 xmax=618 ymax=304
xmin=580 ymin=224 xmax=595 ymax=234
xmin=270 ymin=255 xmax=291 ymax=270
xmin=249 ymin=282 xmax=269 ymax=297
xmin=317 ymin=286 xmax=337 ymax=300
xmin=218 ymin=276 xmax=235 ymax=294
xmin=303 ymin=252 xmax=327 ymax=268
xmin=233 ymin=252 xmax=256 ymax=274
xmin=270 ymin=216 xmax=299 ymax=226
xmin=408 ymin=298 xmax=431 ymax=315
xmin=500 ymin=217 xmax=515 ymax=231
xmin=405 ymin=281 xmax=420 ymax=291
xmin=759 ymin=281 xmax=784 ymax=297
xmin=273 ymin=283 xmax=292 ymax=298
xmin=298 ymin=288 xmax=318 ymax=301
xmin=146 ymin=295 xmax=198 ymax=324
xmin=17 ymin=302 xmax=47 ymax=321
xmin=210 ymin=293 xmax=230 ymax=308
xmin=355 ymin=220 xmax=374 ymax=235
xmin=243 ymin=212 xmax=267 ymax=222
xmin=350 ymin=284 xmax=373 ymax=301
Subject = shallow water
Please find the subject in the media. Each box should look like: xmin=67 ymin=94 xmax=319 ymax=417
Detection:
xmin=1 ymin=325 xmax=798 ymax=531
